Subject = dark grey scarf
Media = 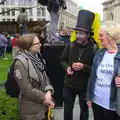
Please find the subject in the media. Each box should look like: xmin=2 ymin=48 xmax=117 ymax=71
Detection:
xmin=24 ymin=51 xmax=46 ymax=91
xmin=24 ymin=51 xmax=45 ymax=72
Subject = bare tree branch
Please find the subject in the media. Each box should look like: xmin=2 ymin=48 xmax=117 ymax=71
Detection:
xmin=0 ymin=6 xmax=38 ymax=15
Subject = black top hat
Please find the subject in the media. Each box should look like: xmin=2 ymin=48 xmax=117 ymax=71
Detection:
xmin=74 ymin=10 xmax=95 ymax=34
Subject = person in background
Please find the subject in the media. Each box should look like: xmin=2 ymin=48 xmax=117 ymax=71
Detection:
xmin=31 ymin=26 xmax=48 ymax=44
xmin=17 ymin=8 xmax=28 ymax=35
xmin=60 ymin=10 xmax=96 ymax=120
xmin=11 ymin=33 xmax=20 ymax=58
xmin=15 ymin=34 xmax=54 ymax=120
xmin=59 ymin=28 xmax=70 ymax=44
xmin=86 ymin=21 xmax=120 ymax=120
xmin=5 ymin=33 xmax=12 ymax=53
xmin=47 ymin=0 xmax=67 ymax=43
xmin=0 ymin=33 xmax=8 ymax=60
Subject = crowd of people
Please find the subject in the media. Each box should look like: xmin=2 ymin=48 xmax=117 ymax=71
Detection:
xmin=0 ymin=26 xmax=73 ymax=60
xmin=1 ymin=3 xmax=120 ymax=120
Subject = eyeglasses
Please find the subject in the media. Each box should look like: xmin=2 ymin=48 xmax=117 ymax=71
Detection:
xmin=32 ymin=42 xmax=40 ymax=45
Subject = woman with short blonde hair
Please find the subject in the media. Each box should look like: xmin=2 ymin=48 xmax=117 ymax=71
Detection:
xmin=100 ymin=21 xmax=120 ymax=42
xmin=86 ymin=21 xmax=120 ymax=120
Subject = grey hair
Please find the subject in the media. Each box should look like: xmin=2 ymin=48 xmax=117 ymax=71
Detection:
xmin=100 ymin=21 xmax=120 ymax=43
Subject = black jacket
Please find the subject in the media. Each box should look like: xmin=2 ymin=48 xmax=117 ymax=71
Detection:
xmin=47 ymin=0 xmax=66 ymax=12
xmin=60 ymin=39 xmax=96 ymax=91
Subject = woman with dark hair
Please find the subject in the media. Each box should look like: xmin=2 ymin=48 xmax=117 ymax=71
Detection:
xmin=31 ymin=26 xmax=48 ymax=44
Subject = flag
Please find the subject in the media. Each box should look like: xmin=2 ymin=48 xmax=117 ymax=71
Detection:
xmin=92 ymin=13 xmax=102 ymax=48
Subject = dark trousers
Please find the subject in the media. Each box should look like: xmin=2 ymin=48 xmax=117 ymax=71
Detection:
xmin=92 ymin=102 xmax=120 ymax=120
xmin=20 ymin=24 xmax=28 ymax=35
xmin=63 ymin=87 xmax=88 ymax=120
xmin=0 ymin=46 xmax=5 ymax=58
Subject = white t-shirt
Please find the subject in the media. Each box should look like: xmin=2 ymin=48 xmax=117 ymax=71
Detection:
xmin=93 ymin=51 xmax=117 ymax=111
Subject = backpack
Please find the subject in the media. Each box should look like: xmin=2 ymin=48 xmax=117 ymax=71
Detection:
xmin=5 ymin=60 xmax=19 ymax=97
xmin=5 ymin=55 xmax=28 ymax=98
xmin=38 ymin=0 xmax=48 ymax=6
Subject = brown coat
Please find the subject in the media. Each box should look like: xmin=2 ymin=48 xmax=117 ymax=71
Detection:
xmin=14 ymin=52 xmax=54 ymax=120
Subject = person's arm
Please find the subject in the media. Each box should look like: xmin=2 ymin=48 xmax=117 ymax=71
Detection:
xmin=17 ymin=14 xmax=20 ymax=24
xmin=3 ymin=35 xmax=8 ymax=44
xmin=24 ymin=13 xmax=28 ymax=23
xmin=86 ymin=53 xmax=98 ymax=101
xmin=14 ymin=60 xmax=45 ymax=104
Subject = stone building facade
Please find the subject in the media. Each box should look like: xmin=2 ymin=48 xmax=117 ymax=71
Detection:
xmin=0 ymin=0 xmax=78 ymax=30
xmin=102 ymin=0 xmax=120 ymax=22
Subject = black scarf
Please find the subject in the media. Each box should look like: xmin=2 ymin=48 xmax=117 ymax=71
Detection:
xmin=24 ymin=51 xmax=45 ymax=73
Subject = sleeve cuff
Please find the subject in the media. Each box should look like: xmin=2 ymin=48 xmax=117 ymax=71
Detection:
xmin=44 ymin=85 xmax=54 ymax=95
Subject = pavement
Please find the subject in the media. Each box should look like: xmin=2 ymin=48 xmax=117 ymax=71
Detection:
xmin=52 ymin=96 xmax=94 ymax=120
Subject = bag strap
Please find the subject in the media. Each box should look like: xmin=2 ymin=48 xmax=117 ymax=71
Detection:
xmin=14 ymin=55 xmax=29 ymax=97
xmin=14 ymin=55 xmax=28 ymax=72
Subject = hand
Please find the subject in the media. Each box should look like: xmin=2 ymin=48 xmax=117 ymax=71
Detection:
xmin=43 ymin=91 xmax=52 ymax=105
xmin=115 ymin=76 xmax=120 ymax=88
xmin=72 ymin=62 xmax=84 ymax=71
xmin=87 ymin=101 xmax=92 ymax=108
xmin=48 ymin=101 xmax=55 ymax=108
xmin=67 ymin=66 xmax=73 ymax=75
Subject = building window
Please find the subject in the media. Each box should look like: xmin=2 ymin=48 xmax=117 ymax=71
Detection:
xmin=28 ymin=0 xmax=32 ymax=5
xmin=109 ymin=12 xmax=114 ymax=20
xmin=0 ymin=0 xmax=5 ymax=4
xmin=12 ymin=19 xmax=15 ymax=21
xmin=7 ymin=19 xmax=10 ymax=21
xmin=29 ymin=19 xmax=33 ymax=21
xmin=2 ymin=19 xmax=6 ymax=21
xmin=37 ymin=8 xmax=41 ymax=16
xmin=11 ymin=10 xmax=15 ymax=16
xmin=6 ymin=8 xmax=10 ymax=16
xmin=19 ymin=0 xmax=24 ymax=5
xmin=29 ymin=9 xmax=33 ymax=16
xmin=11 ymin=0 xmax=14 ymax=5
xmin=41 ymin=8 xmax=45 ymax=16
xmin=42 ymin=18 xmax=45 ymax=21
xmin=1 ymin=8 xmax=5 ymax=16
xmin=37 ymin=18 xmax=41 ymax=21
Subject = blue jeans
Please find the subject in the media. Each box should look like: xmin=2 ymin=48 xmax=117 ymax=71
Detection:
xmin=0 ymin=46 xmax=6 ymax=58
xmin=63 ymin=87 xmax=88 ymax=120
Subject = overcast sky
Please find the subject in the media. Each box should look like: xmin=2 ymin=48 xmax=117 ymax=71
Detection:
xmin=73 ymin=0 xmax=105 ymax=20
